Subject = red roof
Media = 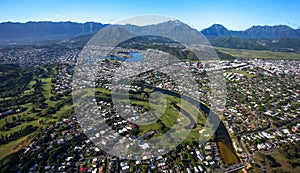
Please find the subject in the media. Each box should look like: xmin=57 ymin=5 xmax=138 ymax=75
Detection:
xmin=130 ymin=123 xmax=136 ymax=128
xmin=80 ymin=167 xmax=88 ymax=172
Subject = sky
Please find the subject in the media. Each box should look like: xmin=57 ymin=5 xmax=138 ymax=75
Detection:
xmin=0 ymin=0 xmax=299 ymax=31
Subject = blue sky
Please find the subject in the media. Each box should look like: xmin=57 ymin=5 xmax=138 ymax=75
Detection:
xmin=0 ymin=0 xmax=299 ymax=30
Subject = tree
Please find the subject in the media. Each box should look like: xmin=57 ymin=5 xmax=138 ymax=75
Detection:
xmin=131 ymin=128 xmax=140 ymax=136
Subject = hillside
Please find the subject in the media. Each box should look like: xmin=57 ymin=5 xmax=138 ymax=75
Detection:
xmin=210 ymin=36 xmax=266 ymax=50
xmin=0 ymin=21 xmax=106 ymax=44
xmin=268 ymin=38 xmax=300 ymax=52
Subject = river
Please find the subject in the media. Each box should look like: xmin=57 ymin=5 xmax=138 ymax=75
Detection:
xmin=141 ymin=85 xmax=240 ymax=167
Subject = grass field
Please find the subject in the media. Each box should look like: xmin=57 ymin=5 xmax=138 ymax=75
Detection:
xmin=0 ymin=66 xmax=75 ymax=161
xmin=41 ymin=77 xmax=57 ymax=107
xmin=0 ymin=133 xmax=35 ymax=160
xmin=267 ymin=151 xmax=300 ymax=173
xmin=216 ymin=47 xmax=300 ymax=60
xmin=23 ymin=80 xmax=36 ymax=95
xmin=225 ymin=69 xmax=256 ymax=78
xmin=0 ymin=97 xmax=73 ymax=162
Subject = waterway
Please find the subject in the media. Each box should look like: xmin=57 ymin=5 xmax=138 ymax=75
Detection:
xmin=142 ymin=85 xmax=240 ymax=167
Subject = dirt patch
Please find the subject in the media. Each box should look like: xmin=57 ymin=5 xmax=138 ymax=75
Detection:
xmin=12 ymin=134 xmax=35 ymax=151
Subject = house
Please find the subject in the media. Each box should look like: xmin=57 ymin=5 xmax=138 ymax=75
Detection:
xmin=281 ymin=128 xmax=290 ymax=135
xmin=65 ymin=156 xmax=73 ymax=162
xmin=198 ymin=165 xmax=204 ymax=172
xmin=186 ymin=168 xmax=192 ymax=173
xmin=204 ymin=145 xmax=212 ymax=150
xmin=194 ymin=166 xmax=200 ymax=172
xmin=121 ymin=165 xmax=129 ymax=171
xmin=29 ymin=164 xmax=38 ymax=171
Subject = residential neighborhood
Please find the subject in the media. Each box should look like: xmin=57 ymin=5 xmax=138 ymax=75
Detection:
xmin=0 ymin=43 xmax=299 ymax=173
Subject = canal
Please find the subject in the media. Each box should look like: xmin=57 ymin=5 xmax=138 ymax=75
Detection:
xmin=142 ymin=85 xmax=240 ymax=167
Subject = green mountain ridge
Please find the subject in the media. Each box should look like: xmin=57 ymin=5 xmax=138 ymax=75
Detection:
xmin=209 ymin=36 xmax=300 ymax=52
xmin=210 ymin=36 xmax=266 ymax=50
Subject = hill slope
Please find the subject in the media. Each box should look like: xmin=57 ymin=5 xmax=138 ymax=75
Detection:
xmin=0 ymin=21 xmax=107 ymax=43
xmin=210 ymin=36 xmax=266 ymax=50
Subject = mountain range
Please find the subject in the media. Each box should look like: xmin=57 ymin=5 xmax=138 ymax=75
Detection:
xmin=0 ymin=21 xmax=107 ymax=43
xmin=202 ymin=24 xmax=300 ymax=39
xmin=0 ymin=21 xmax=300 ymax=52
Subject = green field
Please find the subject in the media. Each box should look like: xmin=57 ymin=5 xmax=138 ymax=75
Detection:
xmin=23 ymin=80 xmax=36 ymax=95
xmin=0 ymin=65 xmax=74 ymax=161
xmin=225 ymin=69 xmax=256 ymax=78
xmin=268 ymin=151 xmax=300 ymax=173
xmin=0 ymin=134 xmax=35 ymax=160
xmin=216 ymin=47 xmax=300 ymax=60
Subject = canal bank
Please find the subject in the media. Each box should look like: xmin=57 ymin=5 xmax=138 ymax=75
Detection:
xmin=215 ymin=122 xmax=240 ymax=167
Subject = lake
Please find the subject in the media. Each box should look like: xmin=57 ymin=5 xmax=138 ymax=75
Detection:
xmin=106 ymin=52 xmax=144 ymax=62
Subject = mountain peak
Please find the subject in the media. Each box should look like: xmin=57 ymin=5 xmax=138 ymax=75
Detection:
xmin=118 ymin=20 xmax=205 ymax=44
xmin=210 ymin=24 xmax=228 ymax=29
xmin=201 ymin=24 xmax=231 ymax=38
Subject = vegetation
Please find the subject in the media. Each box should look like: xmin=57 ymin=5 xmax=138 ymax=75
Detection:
xmin=0 ymin=64 xmax=33 ymax=98
xmin=0 ymin=64 xmax=74 ymax=160
xmin=215 ymin=49 xmax=236 ymax=60
xmin=119 ymin=35 xmax=198 ymax=61
xmin=270 ymin=38 xmax=300 ymax=52
xmin=210 ymin=36 xmax=266 ymax=50
xmin=210 ymin=35 xmax=300 ymax=53
xmin=216 ymin=47 xmax=300 ymax=60
xmin=250 ymin=141 xmax=300 ymax=173
xmin=279 ymin=141 xmax=300 ymax=169
xmin=95 ymin=87 xmax=207 ymax=140
xmin=118 ymin=35 xmax=235 ymax=61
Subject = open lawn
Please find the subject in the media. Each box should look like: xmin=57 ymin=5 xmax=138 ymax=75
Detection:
xmin=40 ymin=77 xmax=57 ymax=107
xmin=228 ymin=69 xmax=256 ymax=78
xmin=267 ymin=151 xmax=300 ymax=173
xmin=0 ymin=69 xmax=74 ymax=161
xmin=216 ymin=47 xmax=300 ymax=60
xmin=0 ymin=93 xmax=74 ymax=161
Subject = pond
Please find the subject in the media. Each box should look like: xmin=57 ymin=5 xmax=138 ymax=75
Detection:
xmin=125 ymin=52 xmax=143 ymax=62
xmin=106 ymin=52 xmax=144 ymax=62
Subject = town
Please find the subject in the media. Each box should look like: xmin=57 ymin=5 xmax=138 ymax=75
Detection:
xmin=0 ymin=44 xmax=299 ymax=173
